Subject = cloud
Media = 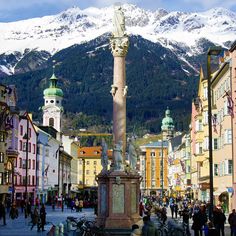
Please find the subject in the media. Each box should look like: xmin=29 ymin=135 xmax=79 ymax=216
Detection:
xmin=183 ymin=0 xmax=236 ymax=10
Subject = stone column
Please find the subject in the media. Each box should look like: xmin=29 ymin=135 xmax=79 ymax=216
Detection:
xmin=110 ymin=35 xmax=129 ymax=159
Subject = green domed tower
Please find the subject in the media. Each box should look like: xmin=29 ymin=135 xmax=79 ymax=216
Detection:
xmin=42 ymin=72 xmax=63 ymax=132
xmin=161 ymin=107 xmax=174 ymax=140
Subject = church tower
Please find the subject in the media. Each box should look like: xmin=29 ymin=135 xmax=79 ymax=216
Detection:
xmin=161 ymin=107 xmax=175 ymax=140
xmin=42 ymin=72 xmax=63 ymax=132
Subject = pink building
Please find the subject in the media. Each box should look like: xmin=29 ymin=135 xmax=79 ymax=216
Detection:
xmin=230 ymin=41 xmax=236 ymax=209
xmin=14 ymin=112 xmax=37 ymax=204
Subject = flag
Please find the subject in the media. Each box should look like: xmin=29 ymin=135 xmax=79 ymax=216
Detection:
xmin=223 ymin=91 xmax=234 ymax=117
xmin=212 ymin=114 xmax=218 ymax=134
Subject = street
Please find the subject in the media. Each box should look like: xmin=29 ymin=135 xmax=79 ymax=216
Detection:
xmin=0 ymin=205 xmax=232 ymax=236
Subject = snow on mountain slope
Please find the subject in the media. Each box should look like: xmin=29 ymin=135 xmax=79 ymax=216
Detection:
xmin=0 ymin=4 xmax=235 ymax=55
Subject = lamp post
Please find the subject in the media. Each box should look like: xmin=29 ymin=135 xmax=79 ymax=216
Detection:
xmin=207 ymin=46 xmax=221 ymax=220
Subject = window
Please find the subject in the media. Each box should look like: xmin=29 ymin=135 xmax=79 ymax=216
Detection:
xmin=22 ymin=160 xmax=26 ymax=169
xmin=50 ymin=100 xmax=54 ymax=103
xmin=94 ymin=161 xmax=97 ymax=165
xmin=14 ymin=175 xmax=17 ymax=185
xmin=0 ymin=152 xmax=4 ymax=163
xmin=204 ymin=137 xmax=209 ymax=150
xmin=29 ymin=128 xmax=31 ymax=138
xmin=196 ymin=143 xmax=203 ymax=154
xmin=19 ymin=175 xmax=22 ymax=185
xmin=86 ymin=161 xmax=90 ymax=165
xmin=32 ymin=176 xmax=35 ymax=186
xmin=195 ymin=120 xmax=203 ymax=131
xmin=28 ymin=159 xmax=31 ymax=169
xmin=203 ymin=87 xmax=208 ymax=100
xmin=19 ymin=158 xmax=22 ymax=168
xmin=22 ymin=176 xmax=26 ymax=185
xmin=20 ymin=125 xmax=23 ymax=136
xmin=33 ymin=144 xmax=36 ymax=154
xmin=33 ymin=160 xmax=35 ymax=170
xmin=0 ymin=132 xmax=5 ymax=142
xmin=228 ymin=160 xmax=233 ymax=174
xmin=86 ymin=170 xmax=90 ymax=175
xmin=28 ymin=143 xmax=31 ymax=152
xmin=224 ymin=129 xmax=232 ymax=144
xmin=86 ymin=179 xmax=89 ymax=185
xmin=49 ymin=118 xmax=54 ymax=127
xmin=14 ymin=158 xmax=17 ymax=167
xmin=0 ymin=172 xmax=3 ymax=185
xmin=224 ymin=101 xmax=228 ymax=115
xmin=151 ymin=152 xmax=156 ymax=157
xmin=214 ymin=164 xmax=218 ymax=176
xmin=203 ymin=111 xmax=208 ymax=125
xmin=213 ymin=138 xmax=218 ymax=150
xmin=19 ymin=140 xmax=22 ymax=151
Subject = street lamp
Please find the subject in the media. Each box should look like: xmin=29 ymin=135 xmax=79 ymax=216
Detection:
xmin=207 ymin=46 xmax=222 ymax=220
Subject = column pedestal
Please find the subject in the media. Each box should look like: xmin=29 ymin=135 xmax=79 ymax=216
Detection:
xmin=96 ymin=171 xmax=141 ymax=230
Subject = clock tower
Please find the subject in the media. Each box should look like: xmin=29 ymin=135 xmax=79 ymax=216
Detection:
xmin=42 ymin=72 xmax=63 ymax=132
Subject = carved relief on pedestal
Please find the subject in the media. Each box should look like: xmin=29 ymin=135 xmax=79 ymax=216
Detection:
xmin=112 ymin=184 xmax=125 ymax=213
xmin=110 ymin=37 xmax=129 ymax=57
xmin=100 ymin=184 xmax=107 ymax=214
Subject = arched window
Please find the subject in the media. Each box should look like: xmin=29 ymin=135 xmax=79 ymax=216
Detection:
xmin=49 ymin=118 xmax=54 ymax=127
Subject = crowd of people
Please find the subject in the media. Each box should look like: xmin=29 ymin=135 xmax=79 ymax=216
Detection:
xmin=130 ymin=196 xmax=236 ymax=236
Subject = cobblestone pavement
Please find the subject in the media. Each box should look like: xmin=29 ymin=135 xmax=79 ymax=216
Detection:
xmin=0 ymin=206 xmax=95 ymax=236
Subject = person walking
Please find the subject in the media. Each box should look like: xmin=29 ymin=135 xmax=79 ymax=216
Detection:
xmin=228 ymin=209 xmax=236 ymax=236
xmin=192 ymin=206 xmax=203 ymax=236
xmin=9 ymin=203 xmax=18 ymax=220
xmin=31 ymin=207 xmax=40 ymax=231
xmin=174 ymin=202 xmax=179 ymax=219
xmin=0 ymin=202 xmax=6 ymax=226
xmin=39 ymin=204 xmax=46 ymax=231
xmin=170 ymin=202 xmax=174 ymax=218
xmin=181 ymin=206 xmax=191 ymax=236
xmin=142 ymin=216 xmax=159 ymax=236
xmin=78 ymin=199 xmax=83 ymax=212
xmin=213 ymin=206 xmax=226 ymax=236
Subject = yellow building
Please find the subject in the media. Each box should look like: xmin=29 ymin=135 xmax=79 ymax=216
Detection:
xmin=77 ymin=146 xmax=112 ymax=189
xmin=191 ymin=68 xmax=210 ymax=201
xmin=139 ymin=141 xmax=168 ymax=196
xmin=211 ymin=51 xmax=232 ymax=212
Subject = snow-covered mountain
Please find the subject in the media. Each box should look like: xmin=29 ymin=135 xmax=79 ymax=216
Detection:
xmin=0 ymin=4 xmax=236 ymax=75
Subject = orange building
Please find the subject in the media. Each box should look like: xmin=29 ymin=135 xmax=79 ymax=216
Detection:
xmin=139 ymin=141 xmax=168 ymax=196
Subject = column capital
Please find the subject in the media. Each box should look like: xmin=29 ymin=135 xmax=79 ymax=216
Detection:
xmin=110 ymin=36 xmax=129 ymax=57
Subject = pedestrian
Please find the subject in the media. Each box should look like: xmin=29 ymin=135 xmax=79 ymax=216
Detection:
xmin=39 ymin=204 xmax=46 ymax=231
xmin=161 ymin=206 xmax=167 ymax=224
xmin=142 ymin=215 xmax=159 ymax=236
xmin=181 ymin=206 xmax=191 ymax=236
xmin=213 ymin=206 xmax=226 ymax=236
xmin=170 ymin=202 xmax=174 ymax=218
xmin=31 ymin=207 xmax=40 ymax=231
xmin=228 ymin=209 xmax=236 ymax=236
xmin=75 ymin=199 xmax=79 ymax=212
xmin=192 ymin=206 xmax=203 ymax=236
xmin=207 ymin=221 xmax=218 ymax=236
xmin=94 ymin=199 xmax=98 ymax=216
xmin=130 ymin=224 xmax=141 ymax=236
xmin=0 ymin=202 xmax=6 ymax=225
xmin=139 ymin=201 xmax=144 ymax=217
xmin=174 ymin=202 xmax=178 ymax=219
xmin=78 ymin=199 xmax=83 ymax=212
xmin=9 ymin=203 xmax=18 ymax=220
xmin=20 ymin=199 xmax=25 ymax=213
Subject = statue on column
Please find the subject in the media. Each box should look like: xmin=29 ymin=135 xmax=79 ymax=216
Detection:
xmin=101 ymin=138 xmax=108 ymax=172
xmin=128 ymin=137 xmax=137 ymax=171
xmin=113 ymin=141 xmax=123 ymax=171
xmin=112 ymin=4 xmax=125 ymax=38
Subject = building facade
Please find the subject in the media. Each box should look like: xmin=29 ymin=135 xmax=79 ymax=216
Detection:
xmin=140 ymin=141 xmax=168 ymax=196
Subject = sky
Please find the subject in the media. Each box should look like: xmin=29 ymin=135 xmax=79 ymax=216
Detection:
xmin=0 ymin=0 xmax=236 ymax=22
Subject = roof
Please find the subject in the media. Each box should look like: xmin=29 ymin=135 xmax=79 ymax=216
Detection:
xmin=43 ymin=73 xmax=63 ymax=97
xmin=229 ymin=40 xmax=236 ymax=52
xmin=78 ymin=146 xmax=113 ymax=158
xmin=169 ymin=134 xmax=184 ymax=151
xmin=141 ymin=141 xmax=168 ymax=148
